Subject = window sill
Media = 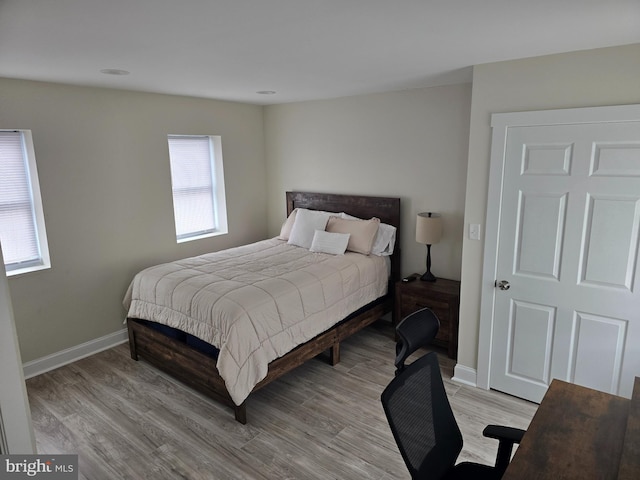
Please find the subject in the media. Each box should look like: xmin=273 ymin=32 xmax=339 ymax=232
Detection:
xmin=6 ymin=262 xmax=51 ymax=277
xmin=177 ymin=229 xmax=228 ymax=244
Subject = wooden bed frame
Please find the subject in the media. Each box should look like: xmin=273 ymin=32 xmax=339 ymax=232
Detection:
xmin=127 ymin=191 xmax=401 ymax=423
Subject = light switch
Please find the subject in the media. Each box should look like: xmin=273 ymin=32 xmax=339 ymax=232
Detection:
xmin=469 ymin=223 xmax=481 ymax=240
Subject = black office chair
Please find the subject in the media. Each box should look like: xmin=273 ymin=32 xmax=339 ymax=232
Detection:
xmin=381 ymin=352 xmax=525 ymax=480
xmin=395 ymin=307 xmax=440 ymax=375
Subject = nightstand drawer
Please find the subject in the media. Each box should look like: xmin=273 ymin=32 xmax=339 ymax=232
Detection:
xmin=394 ymin=277 xmax=460 ymax=359
xmin=399 ymin=295 xmax=451 ymax=347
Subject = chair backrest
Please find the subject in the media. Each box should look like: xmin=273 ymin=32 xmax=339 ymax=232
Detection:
xmin=395 ymin=307 xmax=440 ymax=374
xmin=381 ymin=352 xmax=463 ymax=479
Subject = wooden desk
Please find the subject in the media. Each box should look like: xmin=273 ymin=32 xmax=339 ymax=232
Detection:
xmin=503 ymin=378 xmax=640 ymax=480
xmin=619 ymin=379 xmax=640 ymax=479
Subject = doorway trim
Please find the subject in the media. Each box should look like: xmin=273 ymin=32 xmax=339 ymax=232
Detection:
xmin=476 ymin=103 xmax=640 ymax=391
xmin=0 ymin=247 xmax=36 ymax=453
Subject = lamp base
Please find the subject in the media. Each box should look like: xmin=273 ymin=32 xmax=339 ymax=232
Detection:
xmin=420 ymin=271 xmax=437 ymax=282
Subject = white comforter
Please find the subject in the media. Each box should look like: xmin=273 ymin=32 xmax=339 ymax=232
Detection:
xmin=123 ymin=238 xmax=389 ymax=405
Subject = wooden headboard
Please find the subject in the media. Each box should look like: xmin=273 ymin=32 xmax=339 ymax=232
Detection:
xmin=286 ymin=191 xmax=401 ymax=283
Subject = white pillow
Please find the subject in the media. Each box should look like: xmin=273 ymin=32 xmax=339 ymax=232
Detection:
xmin=341 ymin=213 xmax=397 ymax=256
xmin=287 ymin=209 xmax=332 ymax=249
xmin=309 ymin=230 xmax=350 ymax=255
xmin=372 ymin=223 xmax=397 ymax=256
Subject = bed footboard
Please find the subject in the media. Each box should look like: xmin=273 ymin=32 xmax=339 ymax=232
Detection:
xmin=127 ymin=318 xmax=247 ymax=422
xmin=127 ymin=298 xmax=388 ymax=423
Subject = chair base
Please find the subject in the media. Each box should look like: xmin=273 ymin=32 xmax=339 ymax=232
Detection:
xmin=445 ymin=462 xmax=502 ymax=480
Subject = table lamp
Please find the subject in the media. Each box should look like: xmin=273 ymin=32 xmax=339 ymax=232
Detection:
xmin=416 ymin=212 xmax=442 ymax=281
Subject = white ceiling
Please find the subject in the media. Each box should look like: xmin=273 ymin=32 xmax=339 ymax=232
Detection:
xmin=1 ymin=0 xmax=639 ymax=105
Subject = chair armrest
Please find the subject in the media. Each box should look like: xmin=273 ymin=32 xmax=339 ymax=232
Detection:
xmin=483 ymin=425 xmax=526 ymax=444
xmin=482 ymin=425 xmax=526 ymax=472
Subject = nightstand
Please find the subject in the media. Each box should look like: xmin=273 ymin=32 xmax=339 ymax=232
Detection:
xmin=394 ymin=276 xmax=460 ymax=359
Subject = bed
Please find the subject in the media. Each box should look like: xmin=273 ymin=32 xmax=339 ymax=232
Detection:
xmin=125 ymin=191 xmax=401 ymax=423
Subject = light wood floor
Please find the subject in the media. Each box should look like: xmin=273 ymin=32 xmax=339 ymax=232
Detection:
xmin=26 ymin=321 xmax=537 ymax=480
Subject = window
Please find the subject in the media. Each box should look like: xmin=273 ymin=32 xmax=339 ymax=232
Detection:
xmin=167 ymin=135 xmax=228 ymax=242
xmin=0 ymin=130 xmax=50 ymax=275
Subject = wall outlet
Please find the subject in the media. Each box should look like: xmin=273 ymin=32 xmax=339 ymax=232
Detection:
xmin=469 ymin=223 xmax=481 ymax=240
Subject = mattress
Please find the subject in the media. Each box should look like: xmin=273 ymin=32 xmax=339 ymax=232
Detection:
xmin=123 ymin=238 xmax=389 ymax=405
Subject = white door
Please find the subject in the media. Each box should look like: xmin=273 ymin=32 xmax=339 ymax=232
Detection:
xmin=480 ymin=105 xmax=640 ymax=403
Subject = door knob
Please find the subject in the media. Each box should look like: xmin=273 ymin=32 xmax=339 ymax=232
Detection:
xmin=496 ymin=280 xmax=510 ymax=290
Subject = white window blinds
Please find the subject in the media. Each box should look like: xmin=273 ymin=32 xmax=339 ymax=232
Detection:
xmin=0 ymin=131 xmax=49 ymax=272
xmin=167 ymin=135 xmax=227 ymax=241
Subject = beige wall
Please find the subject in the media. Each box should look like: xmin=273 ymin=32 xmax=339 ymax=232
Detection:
xmin=458 ymin=43 xmax=640 ymax=370
xmin=0 ymin=78 xmax=266 ymax=362
xmin=8 ymin=44 xmax=639 ymax=370
xmin=264 ymin=85 xmax=472 ymax=281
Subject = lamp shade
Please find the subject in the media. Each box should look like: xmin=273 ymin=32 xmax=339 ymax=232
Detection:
xmin=416 ymin=213 xmax=442 ymax=245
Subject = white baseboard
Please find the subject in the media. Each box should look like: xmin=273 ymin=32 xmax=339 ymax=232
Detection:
xmin=23 ymin=329 xmax=128 ymax=379
xmin=452 ymin=363 xmax=478 ymax=387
